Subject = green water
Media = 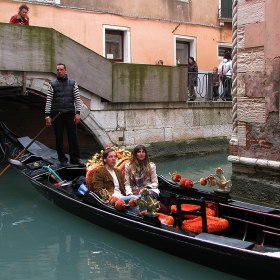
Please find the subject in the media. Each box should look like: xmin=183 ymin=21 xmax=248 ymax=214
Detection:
xmin=156 ymin=152 xmax=231 ymax=192
xmin=0 ymin=154 xmax=242 ymax=280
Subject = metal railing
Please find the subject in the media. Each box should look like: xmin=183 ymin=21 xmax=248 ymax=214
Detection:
xmin=188 ymin=72 xmax=232 ymax=101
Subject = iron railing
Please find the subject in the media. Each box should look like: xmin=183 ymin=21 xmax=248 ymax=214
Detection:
xmin=188 ymin=72 xmax=232 ymax=101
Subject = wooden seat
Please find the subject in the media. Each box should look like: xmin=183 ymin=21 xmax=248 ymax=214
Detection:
xmin=176 ymin=198 xmax=229 ymax=233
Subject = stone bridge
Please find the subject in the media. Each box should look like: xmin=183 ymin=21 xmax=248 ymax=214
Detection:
xmin=0 ymin=23 xmax=232 ymax=155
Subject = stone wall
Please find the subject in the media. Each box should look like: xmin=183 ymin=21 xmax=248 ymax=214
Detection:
xmin=85 ymin=102 xmax=232 ymax=150
xmin=229 ymin=0 xmax=280 ymax=208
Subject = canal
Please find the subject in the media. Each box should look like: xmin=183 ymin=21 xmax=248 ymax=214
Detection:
xmin=0 ymin=153 xmax=241 ymax=280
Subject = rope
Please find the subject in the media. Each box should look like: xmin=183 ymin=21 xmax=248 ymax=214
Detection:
xmin=229 ymin=0 xmax=239 ymax=146
xmin=42 ymin=165 xmax=64 ymax=182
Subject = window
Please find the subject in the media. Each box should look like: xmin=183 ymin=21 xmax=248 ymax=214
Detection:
xmin=218 ymin=44 xmax=232 ymax=58
xmin=174 ymin=35 xmax=196 ymax=66
xmin=105 ymin=30 xmax=123 ymax=62
xmin=220 ymin=0 xmax=232 ymax=19
xmin=103 ymin=25 xmax=131 ymax=63
xmin=176 ymin=41 xmax=189 ymax=66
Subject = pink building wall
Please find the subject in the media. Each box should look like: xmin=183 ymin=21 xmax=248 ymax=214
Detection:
xmin=1 ymin=0 xmax=232 ymax=70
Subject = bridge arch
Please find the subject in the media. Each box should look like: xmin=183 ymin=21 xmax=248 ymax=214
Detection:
xmin=0 ymin=71 xmax=114 ymax=153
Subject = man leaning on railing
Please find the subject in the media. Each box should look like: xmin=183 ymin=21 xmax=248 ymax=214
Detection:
xmin=218 ymin=52 xmax=233 ymax=101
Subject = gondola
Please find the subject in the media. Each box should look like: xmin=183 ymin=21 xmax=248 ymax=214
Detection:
xmin=1 ymin=119 xmax=280 ymax=279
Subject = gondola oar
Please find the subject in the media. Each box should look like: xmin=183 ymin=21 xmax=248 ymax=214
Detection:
xmin=3 ymin=143 xmax=24 ymax=169
xmin=0 ymin=112 xmax=61 ymax=177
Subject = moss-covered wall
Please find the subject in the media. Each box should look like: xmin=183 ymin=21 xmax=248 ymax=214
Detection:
xmin=1 ymin=22 xmax=187 ymax=103
xmin=112 ymin=63 xmax=188 ymax=102
xmin=0 ymin=22 xmax=112 ymax=101
xmin=0 ymin=23 xmax=53 ymax=72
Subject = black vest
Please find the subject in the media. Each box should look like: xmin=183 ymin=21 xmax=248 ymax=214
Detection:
xmin=50 ymin=76 xmax=76 ymax=114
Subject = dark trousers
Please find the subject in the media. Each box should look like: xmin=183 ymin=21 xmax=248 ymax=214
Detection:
xmin=52 ymin=113 xmax=80 ymax=163
xmin=221 ymin=77 xmax=232 ymax=99
xmin=213 ymin=86 xmax=219 ymax=98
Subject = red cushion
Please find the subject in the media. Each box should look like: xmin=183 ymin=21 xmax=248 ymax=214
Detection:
xmin=171 ymin=204 xmax=215 ymax=219
xmin=185 ymin=207 xmax=216 ymax=219
xmin=182 ymin=216 xmax=229 ymax=233
xmin=139 ymin=211 xmax=174 ymax=226
xmin=157 ymin=213 xmax=174 ymax=226
xmin=86 ymin=165 xmax=101 ymax=191
xmin=171 ymin=204 xmax=200 ymax=214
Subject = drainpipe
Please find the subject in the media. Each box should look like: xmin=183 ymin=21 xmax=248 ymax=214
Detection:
xmin=205 ymin=72 xmax=213 ymax=101
xmin=22 ymin=72 xmax=27 ymax=94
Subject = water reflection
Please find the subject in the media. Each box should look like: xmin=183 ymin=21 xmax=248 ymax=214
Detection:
xmin=156 ymin=152 xmax=231 ymax=191
xmin=0 ymin=158 xmax=241 ymax=280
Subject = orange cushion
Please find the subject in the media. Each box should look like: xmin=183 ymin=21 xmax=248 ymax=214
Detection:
xmin=171 ymin=204 xmax=215 ymax=219
xmin=117 ymin=158 xmax=130 ymax=172
xmin=86 ymin=165 xmax=101 ymax=191
xmin=171 ymin=204 xmax=201 ymax=214
xmin=157 ymin=213 xmax=174 ymax=226
xmin=182 ymin=216 xmax=229 ymax=233
xmin=139 ymin=211 xmax=174 ymax=226
xmin=185 ymin=207 xmax=216 ymax=219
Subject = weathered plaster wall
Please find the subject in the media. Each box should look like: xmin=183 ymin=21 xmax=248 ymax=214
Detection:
xmin=1 ymin=0 xmax=231 ymax=69
xmin=60 ymin=0 xmax=221 ymax=26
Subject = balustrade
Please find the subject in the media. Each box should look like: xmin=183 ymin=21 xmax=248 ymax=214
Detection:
xmin=189 ymin=72 xmax=232 ymax=101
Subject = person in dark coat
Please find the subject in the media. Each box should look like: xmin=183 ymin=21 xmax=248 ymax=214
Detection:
xmin=45 ymin=63 xmax=85 ymax=167
xmin=187 ymin=57 xmax=198 ymax=101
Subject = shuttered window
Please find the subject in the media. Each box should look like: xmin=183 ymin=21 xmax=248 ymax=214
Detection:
xmin=220 ymin=0 xmax=232 ymax=19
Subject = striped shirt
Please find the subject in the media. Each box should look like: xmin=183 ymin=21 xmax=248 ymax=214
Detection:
xmin=45 ymin=79 xmax=82 ymax=115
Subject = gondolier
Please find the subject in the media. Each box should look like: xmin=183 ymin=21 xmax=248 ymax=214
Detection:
xmin=1 ymin=120 xmax=280 ymax=279
xmin=45 ymin=63 xmax=85 ymax=167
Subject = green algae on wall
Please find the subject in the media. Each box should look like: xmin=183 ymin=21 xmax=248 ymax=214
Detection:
xmin=112 ymin=63 xmax=187 ymax=102
xmin=146 ymin=137 xmax=230 ymax=159
xmin=0 ymin=23 xmax=53 ymax=72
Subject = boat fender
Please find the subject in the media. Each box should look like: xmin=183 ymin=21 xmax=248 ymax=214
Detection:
xmin=78 ymin=184 xmax=88 ymax=195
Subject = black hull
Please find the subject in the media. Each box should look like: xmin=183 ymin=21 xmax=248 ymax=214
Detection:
xmin=1 ymin=118 xmax=280 ymax=279
xmin=29 ymin=179 xmax=280 ymax=280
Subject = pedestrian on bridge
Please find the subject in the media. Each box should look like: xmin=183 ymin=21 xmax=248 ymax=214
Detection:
xmin=45 ymin=63 xmax=85 ymax=167
xmin=188 ymin=57 xmax=198 ymax=101
xmin=9 ymin=4 xmax=29 ymax=25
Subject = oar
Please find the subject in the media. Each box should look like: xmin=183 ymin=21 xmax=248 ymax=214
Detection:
xmin=0 ymin=112 xmax=61 ymax=177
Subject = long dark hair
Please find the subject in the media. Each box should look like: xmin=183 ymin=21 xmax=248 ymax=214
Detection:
xmin=128 ymin=145 xmax=152 ymax=177
xmin=189 ymin=56 xmax=195 ymax=63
